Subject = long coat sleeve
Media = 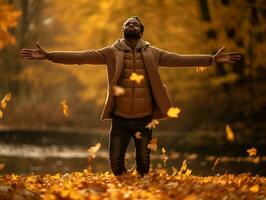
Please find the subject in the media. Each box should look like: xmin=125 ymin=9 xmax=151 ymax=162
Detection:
xmin=47 ymin=47 xmax=110 ymax=65
xmin=158 ymin=49 xmax=213 ymax=67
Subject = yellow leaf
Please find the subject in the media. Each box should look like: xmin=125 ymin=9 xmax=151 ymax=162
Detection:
xmin=246 ymin=147 xmax=257 ymax=157
xmin=60 ymin=100 xmax=69 ymax=118
xmin=129 ymin=72 xmax=144 ymax=84
xmin=161 ymin=147 xmax=168 ymax=166
xmin=249 ymin=184 xmax=259 ymax=193
xmin=178 ymin=160 xmax=187 ymax=175
xmin=225 ymin=124 xmax=234 ymax=142
xmin=147 ymin=138 xmax=157 ymax=151
xmin=0 ymin=110 xmax=3 ymax=119
xmin=185 ymin=169 xmax=192 ymax=176
xmin=196 ymin=66 xmax=207 ymax=72
xmin=167 ymin=107 xmax=181 ymax=118
xmin=162 ymin=147 xmax=166 ymax=154
xmin=113 ymin=85 xmax=125 ymax=96
xmin=1 ymin=92 xmax=12 ymax=109
xmin=135 ymin=132 xmax=142 ymax=139
xmin=145 ymin=119 xmax=159 ymax=129
xmin=88 ymin=143 xmax=101 ymax=156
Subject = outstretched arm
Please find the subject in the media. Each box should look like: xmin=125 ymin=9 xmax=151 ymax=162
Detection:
xmin=20 ymin=42 xmax=107 ymax=65
xmin=159 ymin=46 xmax=241 ymax=67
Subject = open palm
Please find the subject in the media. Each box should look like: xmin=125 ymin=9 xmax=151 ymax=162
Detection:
xmin=20 ymin=42 xmax=48 ymax=60
xmin=214 ymin=46 xmax=241 ymax=64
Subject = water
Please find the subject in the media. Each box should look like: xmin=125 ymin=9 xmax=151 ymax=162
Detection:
xmin=0 ymin=142 xmax=265 ymax=176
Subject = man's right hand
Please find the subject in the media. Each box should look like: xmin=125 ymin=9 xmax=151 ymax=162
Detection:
xmin=20 ymin=42 xmax=49 ymax=60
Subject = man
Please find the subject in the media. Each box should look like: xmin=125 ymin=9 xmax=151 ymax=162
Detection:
xmin=21 ymin=16 xmax=241 ymax=176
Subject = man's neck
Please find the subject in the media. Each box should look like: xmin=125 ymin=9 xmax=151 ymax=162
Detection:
xmin=124 ymin=38 xmax=140 ymax=50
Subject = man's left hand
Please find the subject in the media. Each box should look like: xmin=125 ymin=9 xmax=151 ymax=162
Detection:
xmin=214 ymin=46 xmax=242 ymax=64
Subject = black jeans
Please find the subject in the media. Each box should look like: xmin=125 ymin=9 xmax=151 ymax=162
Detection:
xmin=109 ymin=114 xmax=152 ymax=176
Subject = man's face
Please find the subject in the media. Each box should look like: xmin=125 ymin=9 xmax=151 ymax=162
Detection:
xmin=123 ymin=18 xmax=143 ymax=40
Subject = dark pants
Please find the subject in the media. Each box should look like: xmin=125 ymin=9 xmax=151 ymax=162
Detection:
xmin=109 ymin=114 xmax=152 ymax=176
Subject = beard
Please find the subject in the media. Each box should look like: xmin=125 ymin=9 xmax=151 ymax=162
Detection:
xmin=123 ymin=29 xmax=141 ymax=40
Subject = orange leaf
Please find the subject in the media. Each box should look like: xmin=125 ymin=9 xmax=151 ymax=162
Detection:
xmin=60 ymin=100 xmax=69 ymax=118
xmin=246 ymin=147 xmax=257 ymax=157
xmin=147 ymin=138 xmax=157 ymax=151
xmin=225 ymin=124 xmax=234 ymax=142
xmin=1 ymin=92 xmax=12 ymax=109
xmin=249 ymin=185 xmax=259 ymax=193
xmin=135 ymin=132 xmax=142 ymax=139
xmin=145 ymin=119 xmax=159 ymax=129
xmin=0 ymin=110 xmax=3 ymax=119
xmin=196 ymin=66 xmax=207 ymax=72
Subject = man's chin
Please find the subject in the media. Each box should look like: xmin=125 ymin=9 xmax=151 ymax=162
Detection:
xmin=124 ymin=34 xmax=141 ymax=40
xmin=124 ymin=31 xmax=141 ymax=40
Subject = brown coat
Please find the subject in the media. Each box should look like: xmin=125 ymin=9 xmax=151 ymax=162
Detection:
xmin=47 ymin=39 xmax=213 ymax=121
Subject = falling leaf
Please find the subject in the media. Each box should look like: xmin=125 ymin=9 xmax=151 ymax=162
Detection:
xmin=167 ymin=107 xmax=181 ymax=118
xmin=0 ymin=110 xmax=3 ymax=119
xmin=130 ymin=72 xmax=144 ymax=84
xmin=249 ymin=185 xmax=259 ymax=193
xmin=0 ymin=163 xmax=5 ymax=170
xmin=178 ymin=160 xmax=188 ymax=175
xmin=145 ymin=119 xmax=160 ymax=130
xmin=1 ymin=92 xmax=12 ymax=109
xmin=162 ymin=147 xmax=166 ymax=154
xmin=88 ymin=143 xmax=101 ymax=157
xmin=135 ymin=132 xmax=142 ymax=139
xmin=171 ymin=166 xmax=178 ymax=176
xmin=113 ymin=85 xmax=125 ymax=96
xmin=246 ymin=147 xmax=257 ymax=157
xmin=60 ymin=100 xmax=69 ymax=118
xmin=161 ymin=147 xmax=168 ymax=166
xmin=147 ymin=138 xmax=157 ymax=151
xmin=212 ymin=157 xmax=221 ymax=171
xmin=185 ymin=169 xmax=192 ymax=176
xmin=196 ymin=67 xmax=207 ymax=73
xmin=225 ymin=124 xmax=234 ymax=142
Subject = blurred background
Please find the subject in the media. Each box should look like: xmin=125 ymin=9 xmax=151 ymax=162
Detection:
xmin=0 ymin=0 xmax=265 ymax=175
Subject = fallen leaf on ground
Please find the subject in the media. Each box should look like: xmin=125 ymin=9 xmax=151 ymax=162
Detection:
xmin=249 ymin=184 xmax=259 ymax=193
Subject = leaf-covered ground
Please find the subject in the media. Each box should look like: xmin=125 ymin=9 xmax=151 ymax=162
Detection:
xmin=0 ymin=168 xmax=265 ymax=200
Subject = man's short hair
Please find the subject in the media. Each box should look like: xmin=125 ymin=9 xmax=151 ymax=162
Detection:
xmin=124 ymin=16 xmax=145 ymax=33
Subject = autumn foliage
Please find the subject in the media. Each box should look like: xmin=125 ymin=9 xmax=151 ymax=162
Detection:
xmin=0 ymin=169 xmax=266 ymax=200
xmin=0 ymin=0 xmax=20 ymax=49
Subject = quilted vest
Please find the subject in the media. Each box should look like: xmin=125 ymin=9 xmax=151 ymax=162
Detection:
xmin=113 ymin=49 xmax=153 ymax=118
